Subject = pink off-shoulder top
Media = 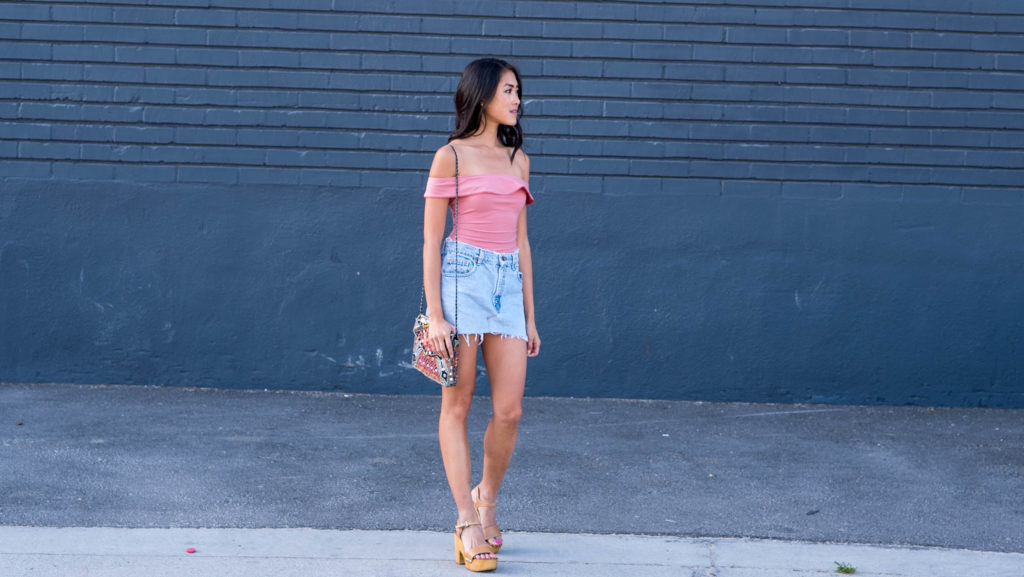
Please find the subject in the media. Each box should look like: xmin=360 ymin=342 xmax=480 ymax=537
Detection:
xmin=424 ymin=173 xmax=535 ymax=253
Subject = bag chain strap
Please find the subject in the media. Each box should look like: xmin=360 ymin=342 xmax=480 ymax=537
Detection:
xmin=451 ymin=144 xmax=458 ymax=334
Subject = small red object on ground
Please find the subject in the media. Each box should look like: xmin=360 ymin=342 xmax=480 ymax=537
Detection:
xmin=186 ymin=548 xmax=196 ymax=554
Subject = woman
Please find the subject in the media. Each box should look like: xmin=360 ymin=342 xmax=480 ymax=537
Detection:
xmin=422 ymin=58 xmax=540 ymax=572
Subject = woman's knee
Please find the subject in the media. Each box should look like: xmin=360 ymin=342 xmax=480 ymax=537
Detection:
xmin=440 ymin=400 xmax=472 ymax=424
xmin=493 ymin=403 xmax=522 ymax=427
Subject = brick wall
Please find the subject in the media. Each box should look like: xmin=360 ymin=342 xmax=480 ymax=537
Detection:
xmin=2 ymin=1 xmax=1022 ymax=194
xmin=1 ymin=1 xmax=1022 ymax=406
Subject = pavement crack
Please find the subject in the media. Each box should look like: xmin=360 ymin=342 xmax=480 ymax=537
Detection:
xmin=703 ymin=538 xmax=719 ymax=577
xmin=732 ymin=408 xmax=850 ymax=418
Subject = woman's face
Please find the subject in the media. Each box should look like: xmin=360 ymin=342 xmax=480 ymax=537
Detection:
xmin=483 ymin=68 xmax=520 ymax=127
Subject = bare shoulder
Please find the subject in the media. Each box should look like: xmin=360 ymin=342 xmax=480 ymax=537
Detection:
xmin=428 ymin=143 xmax=457 ymax=178
xmin=514 ymin=149 xmax=530 ymax=180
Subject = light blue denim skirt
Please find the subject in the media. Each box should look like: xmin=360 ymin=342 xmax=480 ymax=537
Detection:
xmin=440 ymin=239 xmax=527 ymax=342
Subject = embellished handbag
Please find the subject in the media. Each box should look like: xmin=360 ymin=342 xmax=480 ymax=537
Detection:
xmin=413 ymin=144 xmax=460 ymax=387
xmin=412 ymin=312 xmax=458 ymax=387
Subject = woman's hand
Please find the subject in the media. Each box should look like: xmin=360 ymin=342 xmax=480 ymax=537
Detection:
xmin=526 ymin=321 xmax=541 ymax=357
xmin=427 ymin=315 xmax=457 ymax=360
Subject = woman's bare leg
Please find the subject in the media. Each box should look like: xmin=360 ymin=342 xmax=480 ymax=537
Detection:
xmin=475 ymin=335 xmax=527 ymax=545
xmin=438 ymin=336 xmax=495 ymax=559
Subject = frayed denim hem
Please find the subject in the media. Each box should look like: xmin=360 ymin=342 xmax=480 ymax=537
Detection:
xmin=457 ymin=332 xmax=527 ymax=345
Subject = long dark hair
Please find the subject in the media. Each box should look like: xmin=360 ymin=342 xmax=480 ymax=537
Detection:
xmin=448 ymin=58 xmax=524 ymax=163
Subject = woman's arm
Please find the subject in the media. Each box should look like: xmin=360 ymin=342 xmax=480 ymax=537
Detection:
xmin=517 ymin=208 xmax=540 ymax=357
xmin=516 ymin=153 xmax=540 ymax=357
xmin=423 ymin=145 xmax=457 ymax=359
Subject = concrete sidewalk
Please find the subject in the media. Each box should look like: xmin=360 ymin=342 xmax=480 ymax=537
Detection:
xmin=1 ymin=527 xmax=1023 ymax=577
xmin=1 ymin=383 xmax=1022 ymax=576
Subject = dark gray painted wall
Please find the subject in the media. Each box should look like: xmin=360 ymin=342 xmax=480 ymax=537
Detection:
xmin=1 ymin=1 xmax=1022 ymax=407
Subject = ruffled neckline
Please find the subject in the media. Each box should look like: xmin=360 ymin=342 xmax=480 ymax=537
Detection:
xmin=424 ymin=173 xmax=534 ymax=205
xmin=428 ymin=173 xmax=529 ymax=187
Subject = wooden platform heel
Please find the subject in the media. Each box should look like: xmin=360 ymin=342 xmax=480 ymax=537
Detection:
xmin=454 ymin=520 xmax=498 ymax=572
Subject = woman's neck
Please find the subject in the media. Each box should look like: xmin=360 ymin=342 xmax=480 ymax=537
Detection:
xmin=467 ymin=116 xmax=501 ymax=148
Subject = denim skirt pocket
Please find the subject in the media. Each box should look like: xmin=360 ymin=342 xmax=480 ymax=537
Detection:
xmin=442 ymin=254 xmax=476 ymax=278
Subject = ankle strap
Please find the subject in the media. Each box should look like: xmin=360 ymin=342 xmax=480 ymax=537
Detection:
xmin=472 ymin=487 xmax=497 ymax=508
xmin=456 ymin=520 xmax=481 ymax=530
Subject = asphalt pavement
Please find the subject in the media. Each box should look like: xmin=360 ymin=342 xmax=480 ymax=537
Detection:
xmin=1 ymin=382 xmax=1022 ymax=576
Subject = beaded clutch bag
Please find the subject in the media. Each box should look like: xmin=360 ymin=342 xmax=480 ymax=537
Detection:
xmin=413 ymin=313 xmax=459 ymax=387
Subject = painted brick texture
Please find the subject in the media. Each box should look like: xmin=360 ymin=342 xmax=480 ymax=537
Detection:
xmin=1 ymin=1 xmax=1022 ymax=406
xmin=1 ymin=1 xmax=1022 ymax=195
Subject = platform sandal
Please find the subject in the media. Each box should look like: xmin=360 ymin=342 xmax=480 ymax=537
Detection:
xmin=455 ymin=520 xmax=498 ymax=572
xmin=472 ymin=486 xmax=503 ymax=553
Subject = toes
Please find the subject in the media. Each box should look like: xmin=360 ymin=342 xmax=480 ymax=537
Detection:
xmin=473 ymin=553 xmax=496 ymax=560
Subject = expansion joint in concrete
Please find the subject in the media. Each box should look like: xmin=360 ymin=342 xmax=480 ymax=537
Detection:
xmin=703 ymin=538 xmax=719 ymax=576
